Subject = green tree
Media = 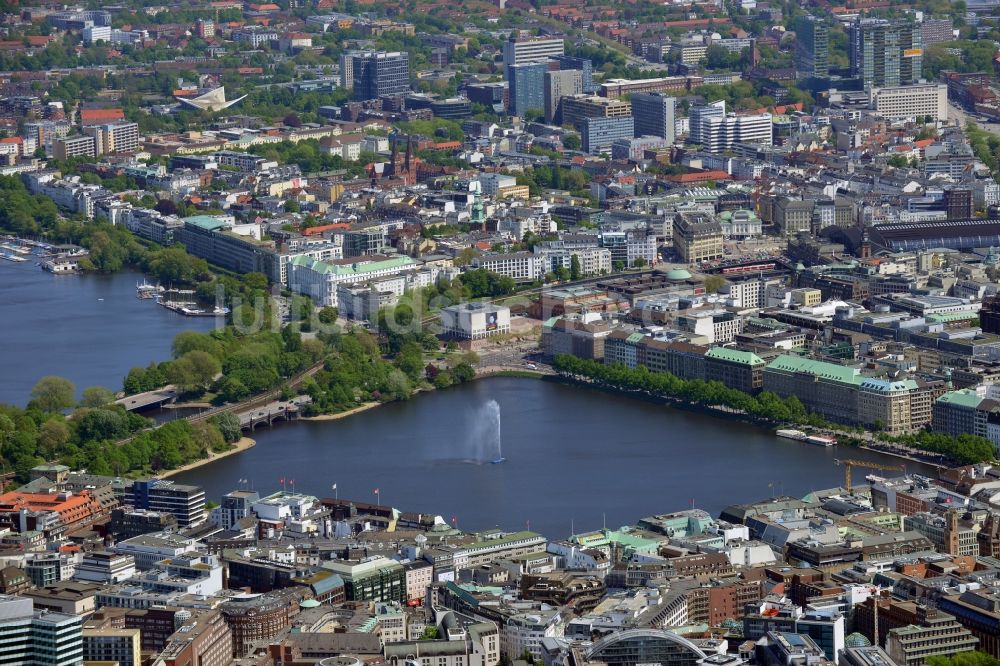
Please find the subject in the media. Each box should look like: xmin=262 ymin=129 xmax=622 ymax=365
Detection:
xmin=703 ymin=275 xmax=727 ymax=294
xmin=74 ymin=408 xmax=132 ymax=442
xmin=318 ymin=306 xmax=339 ymax=324
xmin=172 ymin=331 xmax=222 ymax=359
xmin=570 ymin=254 xmax=582 ymax=280
xmin=211 ymin=412 xmax=242 ymax=443
xmin=395 ymin=343 xmax=425 ymax=382
xmin=79 ymin=386 xmax=116 ymax=408
xmin=30 ymin=376 xmax=76 ymax=413
xmin=36 ymin=420 xmax=69 ymax=456
xmin=168 ymin=351 xmax=221 ymax=393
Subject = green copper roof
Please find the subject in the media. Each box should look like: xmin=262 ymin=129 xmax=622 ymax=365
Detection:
xmin=936 ymin=389 xmax=984 ymax=409
xmin=183 ymin=215 xmax=228 ymax=231
xmin=705 ymin=347 xmax=765 ymax=366
xmin=765 ymin=355 xmax=862 ymax=385
xmin=926 ymin=311 xmax=979 ymax=323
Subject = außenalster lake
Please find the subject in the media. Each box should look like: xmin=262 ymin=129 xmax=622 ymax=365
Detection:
xmin=0 ymin=259 xmax=217 ymax=405
xmin=1 ymin=260 xmax=936 ymax=537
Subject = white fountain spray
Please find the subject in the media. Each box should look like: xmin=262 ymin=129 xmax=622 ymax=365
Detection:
xmin=491 ymin=400 xmax=505 ymax=464
xmin=468 ymin=400 xmax=505 ymax=464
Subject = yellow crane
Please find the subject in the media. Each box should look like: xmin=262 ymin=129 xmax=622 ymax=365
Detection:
xmin=835 ymin=458 xmax=905 ymax=493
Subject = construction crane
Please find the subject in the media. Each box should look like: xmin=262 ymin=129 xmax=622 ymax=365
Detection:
xmin=834 ymin=459 xmax=905 ymax=494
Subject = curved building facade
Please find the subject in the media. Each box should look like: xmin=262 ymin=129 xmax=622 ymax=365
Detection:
xmin=586 ymin=629 xmax=707 ymax=666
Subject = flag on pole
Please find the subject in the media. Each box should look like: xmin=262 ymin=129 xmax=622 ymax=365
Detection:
xmin=374 ymin=488 xmax=380 ymax=495
xmin=332 ymin=483 xmax=337 ymax=491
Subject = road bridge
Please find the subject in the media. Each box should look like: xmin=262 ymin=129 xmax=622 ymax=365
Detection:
xmin=115 ymin=387 xmax=178 ymax=411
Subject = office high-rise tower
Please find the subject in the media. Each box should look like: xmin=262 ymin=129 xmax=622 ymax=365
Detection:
xmin=631 ymin=92 xmax=676 ymax=145
xmin=0 ymin=595 xmax=84 ymax=666
xmin=553 ymin=55 xmax=595 ymax=93
xmin=503 ymin=36 xmax=564 ymax=71
xmin=849 ymin=18 xmax=921 ymax=89
xmin=795 ymin=15 xmax=829 ymax=78
xmin=351 ymin=51 xmax=410 ymax=101
xmin=544 ymin=69 xmax=582 ymax=124
xmin=509 ymin=62 xmax=548 ymax=118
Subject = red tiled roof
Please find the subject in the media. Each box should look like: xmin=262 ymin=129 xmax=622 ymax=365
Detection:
xmin=303 ymin=222 xmax=351 ymax=236
xmin=80 ymin=108 xmax=125 ymax=124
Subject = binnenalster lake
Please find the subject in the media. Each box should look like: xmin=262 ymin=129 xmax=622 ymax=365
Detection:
xmin=174 ymin=376 xmax=939 ymax=538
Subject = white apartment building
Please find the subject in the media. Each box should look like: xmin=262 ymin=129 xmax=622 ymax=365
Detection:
xmin=535 ymin=247 xmax=612 ymax=276
xmin=85 ymin=121 xmax=139 ymax=155
xmin=472 ymin=252 xmax=543 ymax=281
xmin=499 ymin=213 xmax=556 ymax=240
xmin=869 ymin=83 xmax=948 ymax=122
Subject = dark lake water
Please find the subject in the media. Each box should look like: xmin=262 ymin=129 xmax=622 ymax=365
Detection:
xmin=174 ymin=377 xmax=938 ymax=538
xmin=0 ymin=259 xmax=216 ymax=405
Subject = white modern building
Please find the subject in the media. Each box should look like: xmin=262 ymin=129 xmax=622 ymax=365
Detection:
xmin=73 ymin=551 xmax=136 ymax=584
xmin=472 ymin=252 xmax=543 ymax=281
xmin=689 ymin=101 xmax=772 ymax=152
xmin=440 ymin=303 xmax=511 ymax=340
xmin=132 ymin=554 xmax=224 ymax=596
xmin=503 ymin=36 xmax=564 ymax=70
xmin=112 ymin=533 xmax=200 ymax=570
xmin=869 ymin=83 xmax=948 ymax=122
xmin=535 ymin=246 xmax=612 ymax=276
xmin=476 ymin=173 xmax=518 ymax=196
xmin=289 ymin=255 xmax=417 ymax=307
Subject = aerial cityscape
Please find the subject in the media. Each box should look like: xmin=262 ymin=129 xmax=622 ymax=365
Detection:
xmin=9 ymin=0 xmax=1000 ymax=665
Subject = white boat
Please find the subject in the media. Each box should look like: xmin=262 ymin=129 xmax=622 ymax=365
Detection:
xmin=776 ymin=429 xmax=807 ymax=441
xmin=136 ymin=280 xmax=158 ymax=299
